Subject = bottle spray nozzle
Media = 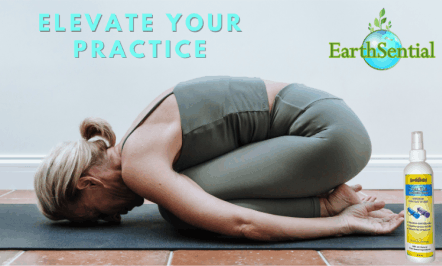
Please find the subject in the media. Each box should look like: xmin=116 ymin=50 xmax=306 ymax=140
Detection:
xmin=410 ymin=131 xmax=426 ymax=162
xmin=412 ymin=131 xmax=424 ymax=150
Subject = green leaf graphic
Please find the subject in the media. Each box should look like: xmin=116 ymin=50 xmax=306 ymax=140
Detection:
xmin=369 ymin=9 xmax=391 ymax=31
xmin=380 ymin=8 xmax=385 ymax=17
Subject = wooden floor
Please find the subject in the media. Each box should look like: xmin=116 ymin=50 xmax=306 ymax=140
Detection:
xmin=1 ymin=189 xmax=441 ymax=265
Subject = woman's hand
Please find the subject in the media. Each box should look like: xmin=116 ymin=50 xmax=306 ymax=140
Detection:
xmin=337 ymin=201 xmax=405 ymax=236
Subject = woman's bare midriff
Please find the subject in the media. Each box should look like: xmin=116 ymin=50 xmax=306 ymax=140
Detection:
xmin=118 ymin=79 xmax=291 ymax=164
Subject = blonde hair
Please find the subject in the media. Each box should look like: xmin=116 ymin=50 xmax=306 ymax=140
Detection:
xmin=34 ymin=117 xmax=116 ymax=221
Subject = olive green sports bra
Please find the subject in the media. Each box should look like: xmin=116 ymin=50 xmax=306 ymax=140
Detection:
xmin=121 ymin=76 xmax=270 ymax=172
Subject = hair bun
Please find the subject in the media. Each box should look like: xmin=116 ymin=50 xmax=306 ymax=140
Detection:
xmin=79 ymin=117 xmax=116 ymax=147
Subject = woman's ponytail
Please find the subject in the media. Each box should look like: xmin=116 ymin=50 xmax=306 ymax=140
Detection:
xmin=34 ymin=117 xmax=117 ymax=221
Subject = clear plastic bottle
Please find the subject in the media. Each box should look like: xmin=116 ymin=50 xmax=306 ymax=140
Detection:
xmin=404 ymin=131 xmax=435 ymax=263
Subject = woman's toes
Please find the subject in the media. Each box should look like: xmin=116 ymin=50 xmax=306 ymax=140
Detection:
xmin=361 ymin=196 xmax=371 ymax=202
xmin=361 ymin=195 xmax=377 ymax=202
xmin=351 ymin=184 xmax=363 ymax=192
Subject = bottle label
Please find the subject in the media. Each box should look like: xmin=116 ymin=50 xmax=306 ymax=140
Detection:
xmin=405 ymin=174 xmax=434 ymax=257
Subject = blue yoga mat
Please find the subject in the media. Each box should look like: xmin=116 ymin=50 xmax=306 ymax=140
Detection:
xmin=0 ymin=204 xmax=440 ymax=250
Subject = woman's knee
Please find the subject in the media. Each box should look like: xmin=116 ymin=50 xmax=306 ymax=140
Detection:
xmin=292 ymin=125 xmax=371 ymax=187
xmin=310 ymin=100 xmax=372 ymax=179
xmin=322 ymin=124 xmax=372 ymax=184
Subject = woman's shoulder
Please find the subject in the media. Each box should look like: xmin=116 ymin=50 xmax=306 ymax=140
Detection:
xmin=120 ymin=91 xmax=182 ymax=173
xmin=122 ymin=95 xmax=181 ymax=150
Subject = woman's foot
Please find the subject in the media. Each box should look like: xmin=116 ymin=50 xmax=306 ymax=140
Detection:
xmin=318 ymin=184 xmax=367 ymax=217
xmin=360 ymin=195 xmax=377 ymax=202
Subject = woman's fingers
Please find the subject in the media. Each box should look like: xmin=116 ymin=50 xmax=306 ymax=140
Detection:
xmin=374 ymin=214 xmax=404 ymax=234
xmin=365 ymin=201 xmax=386 ymax=213
xmin=384 ymin=215 xmax=405 ymax=233
xmin=368 ymin=208 xmax=395 ymax=218
xmin=380 ymin=208 xmax=394 ymax=215
xmin=338 ymin=201 xmax=405 ymax=236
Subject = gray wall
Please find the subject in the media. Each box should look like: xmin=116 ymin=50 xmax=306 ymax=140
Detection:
xmin=1 ymin=0 xmax=441 ymax=157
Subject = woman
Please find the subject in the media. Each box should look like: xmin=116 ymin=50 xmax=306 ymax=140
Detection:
xmin=34 ymin=76 xmax=404 ymax=241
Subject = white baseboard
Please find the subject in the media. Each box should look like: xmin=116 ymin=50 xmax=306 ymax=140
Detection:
xmin=0 ymin=156 xmax=44 ymax=190
xmin=1 ymin=155 xmax=442 ymax=190
xmin=347 ymin=155 xmax=442 ymax=190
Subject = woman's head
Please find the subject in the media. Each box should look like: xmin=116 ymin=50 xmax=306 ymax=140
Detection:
xmin=34 ymin=117 xmax=144 ymax=224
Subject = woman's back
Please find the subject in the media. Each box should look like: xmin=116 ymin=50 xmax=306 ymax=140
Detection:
xmin=119 ymin=76 xmax=289 ymax=172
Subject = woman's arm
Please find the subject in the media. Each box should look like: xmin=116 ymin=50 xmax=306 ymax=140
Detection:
xmin=123 ymin=154 xmax=346 ymax=241
xmin=240 ymin=206 xmax=345 ymax=241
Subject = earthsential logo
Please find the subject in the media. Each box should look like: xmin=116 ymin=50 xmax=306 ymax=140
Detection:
xmin=329 ymin=8 xmax=435 ymax=70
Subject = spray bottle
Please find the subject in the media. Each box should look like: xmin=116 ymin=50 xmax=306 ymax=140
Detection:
xmin=404 ymin=131 xmax=435 ymax=263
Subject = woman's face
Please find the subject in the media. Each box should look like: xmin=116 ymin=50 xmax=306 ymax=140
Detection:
xmin=79 ymin=185 xmax=145 ymax=223
xmin=69 ymin=173 xmax=145 ymax=223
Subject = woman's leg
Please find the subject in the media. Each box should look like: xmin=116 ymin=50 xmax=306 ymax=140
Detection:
xmin=159 ymin=86 xmax=372 ymax=228
xmin=180 ymin=99 xmax=371 ymax=198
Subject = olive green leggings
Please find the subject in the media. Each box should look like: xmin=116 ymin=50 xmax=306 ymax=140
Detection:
xmin=158 ymin=85 xmax=372 ymax=229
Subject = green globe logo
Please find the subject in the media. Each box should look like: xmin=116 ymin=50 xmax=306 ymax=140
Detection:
xmin=329 ymin=8 xmax=435 ymax=68
xmin=362 ymin=30 xmax=402 ymax=70
xmin=363 ymin=8 xmax=402 ymax=70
